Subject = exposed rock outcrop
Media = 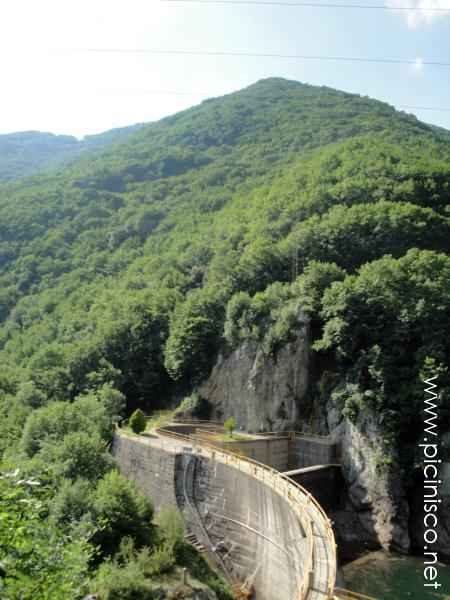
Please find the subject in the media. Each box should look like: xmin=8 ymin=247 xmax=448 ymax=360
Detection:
xmin=199 ymin=332 xmax=450 ymax=559
xmin=328 ymin=409 xmax=410 ymax=554
xmin=199 ymin=323 xmax=310 ymax=432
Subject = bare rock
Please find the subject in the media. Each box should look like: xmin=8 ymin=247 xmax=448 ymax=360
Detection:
xmin=199 ymin=321 xmax=310 ymax=432
xmin=330 ymin=411 xmax=410 ymax=553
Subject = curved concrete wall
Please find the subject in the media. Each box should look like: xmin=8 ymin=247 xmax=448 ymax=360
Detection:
xmin=176 ymin=453 xmax=309 ymax=600
xmin=112 ymin=430 xmax=336 ymax=600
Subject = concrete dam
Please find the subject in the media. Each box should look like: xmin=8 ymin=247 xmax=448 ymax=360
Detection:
xmin=112 ymin=423 xmax=363 ymax=600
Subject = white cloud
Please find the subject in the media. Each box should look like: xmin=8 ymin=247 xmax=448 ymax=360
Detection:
xmin=386 ymin=0 xmax=450 ymax=28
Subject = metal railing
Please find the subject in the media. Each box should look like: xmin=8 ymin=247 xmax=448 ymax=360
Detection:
xmin=152 ymin=425 xmax=337 ymax=599
xmin=171 ymin=417 xmax=225 ymax=426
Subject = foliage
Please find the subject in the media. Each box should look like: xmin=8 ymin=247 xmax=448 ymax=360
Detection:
xmin=316 ymin=249 xmax=450 ymax=439
xmin=91 ymin=470 xmax=155 ymax=556
xmin=0 ymin=470 xmax=93 ymax=600
xmin=0 ymin=77 xmax=450 ymax=588
xmin=176 ymin=544 xmax=234 ymax=600
xmin=40 ymin=431 xmax=115 ymax=482
xmin=224 ymin=417 xmax=237 ymax=438
xmin=0 ymin=126 xmax=143 ymax=183
xmin=173 ymin=392 xmax=211 ymax=419
xmin=164 ymin=288 xmax=224 ymax=383
xmin=129 ymin=409 xmax=147 ymax=434
xmin=155 ymin=507 xmax=185 ymax=552
xmin=20 ymin=394 xmax=114 ymax=458
xmin=224 ymin=261 xmax=346 ymax=354
xmin=92 ymin=556 xmax=154 ymax=600
xmin=50 ymin=478 xmax=94 ymax=527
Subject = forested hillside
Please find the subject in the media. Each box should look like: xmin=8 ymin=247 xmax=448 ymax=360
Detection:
xmin=0 ymin=124 xmax=143 ymax=182
xmin=1 ymin=77 xmax=450 ymax=597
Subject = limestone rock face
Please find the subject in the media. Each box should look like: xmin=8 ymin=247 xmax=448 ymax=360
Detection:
xmin=199 ymin=322 xmax=310 ymax=432
xmin=329 ymin=410 xmax=410 ymax=554
xmin=199 ymin=329 xmax=449 ymax=558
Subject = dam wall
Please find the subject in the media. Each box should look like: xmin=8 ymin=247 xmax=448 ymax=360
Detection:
xmin=290 ymin=436 xmax=339 ymax=469
xmin=175 ymin=453 xmax=309 ymax=600
xmin=193 ymin=433 xmax=290 ymax=471
xmin=111 ymin=432 xmax=178 ymax=510
xmin=112 ymin=429 xmax=337 ymax=599
xmin=283 ymin=466 xmax=343 ymax=512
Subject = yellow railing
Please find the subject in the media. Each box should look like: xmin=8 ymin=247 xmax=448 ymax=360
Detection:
xmin=153 ymin=425 xmax=337 ymax=599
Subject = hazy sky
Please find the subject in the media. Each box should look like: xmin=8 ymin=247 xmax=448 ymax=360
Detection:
xmin=1 ymin=0 xmax=450 ymax=138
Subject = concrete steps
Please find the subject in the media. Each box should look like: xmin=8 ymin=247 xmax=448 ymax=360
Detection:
xmin=185 ymin=531 xmax=206 ymax=553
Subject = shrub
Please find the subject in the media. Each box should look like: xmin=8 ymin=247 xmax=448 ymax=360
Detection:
xmin=173 ymin=392 xmax=211 ymax=419
xmin=92 ymin=470 xmax=154 ymax=556
xmin=224 ymin=417 xmax=236 ymax=438
xmin=129 ymin=409 xmax=146 ymax=434
xmin=155 ymin=507 xmax=185 ymax=551
xmin=93 ymin=559 xmax=154 ymax=600
xmin=20 ymin=395 xmax=112 ymax=458
xmin=0 ymin=471 xmax=93 ymax=599
xmin=50 ymin=478 xmax=93 ymax=526
xmin=42 ymin=431 xmax=115 ymax=482
xmin=164 ymin=288 xmax=224 ymax=383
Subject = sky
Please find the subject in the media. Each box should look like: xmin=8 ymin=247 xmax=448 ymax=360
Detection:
xmin=1 ymin=0 xmax=450 ymax=138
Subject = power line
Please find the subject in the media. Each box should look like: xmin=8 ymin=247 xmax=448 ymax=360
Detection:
xmin=95 ymin=87 xmax=450 ymax=112
xmin=399 ymin=105 xmax=450 ymax=113
xmin=63 ymin=47 xmax=450 ymax=68
xmin=161 ymin=0 xmax=450 ymax=12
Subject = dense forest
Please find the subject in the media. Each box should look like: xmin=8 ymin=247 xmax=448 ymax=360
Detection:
xmin=1 ymin=77 xmax=449 ymax=598
xmin=0 ymin=124 xmax=143 ymax=183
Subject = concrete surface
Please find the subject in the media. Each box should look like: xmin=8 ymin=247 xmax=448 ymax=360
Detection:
xmin=112 ymin=428 xmax=337 ymax=600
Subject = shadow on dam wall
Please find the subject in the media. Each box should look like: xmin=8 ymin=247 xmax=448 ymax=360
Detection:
xmin=176 ymin=453 xmax=309 ymax=600
xmin=112 ymin=432 xmax=311 ymax=599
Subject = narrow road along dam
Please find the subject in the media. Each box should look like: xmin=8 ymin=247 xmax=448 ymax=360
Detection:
xmin=112 ymin=422 xmax=344 ymax=600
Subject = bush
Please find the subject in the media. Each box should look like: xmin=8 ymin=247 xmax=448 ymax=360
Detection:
xmin=0 ymin=471 xmax=93 ymax=599
xmin=92 ymin=470 xmax=154 ymax=556
xmin=176 ymin=544 xmax=233 ymax=600
xmin=93 ymin=559 xmax=154 ymax=600
xmin=164 ymin=288 xmax=224 ymax=383
xmin=20 ymin=395 xmax=113 ymax=458
xmin=155 ymin=507 xmax=185 ymax=551
xmin=50 ymin=478 xmax=93 ymax=527
xmin=173 ymin=392 xmax=211 ymax=420
xmin=224 ymin=417 xmax=236 ymax=438
xmin=42 ymin=431 xmax=115 ymax=482
xmin=129 ymin=409 xmax=146 ymax=434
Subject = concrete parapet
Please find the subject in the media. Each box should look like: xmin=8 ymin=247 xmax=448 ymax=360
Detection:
xmin=290 ymin=436 xmax=339 ymax=470
xmin=193 ymin=433 xmax=290 ymax=471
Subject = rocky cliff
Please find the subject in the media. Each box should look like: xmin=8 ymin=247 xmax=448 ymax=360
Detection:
xmin=199 ymin=331 xmax=450 ymax=560
xmin=328 ymin=407 xmax=411 ymax=554
xmin=199 ymin=322 xmax=310 ymax=432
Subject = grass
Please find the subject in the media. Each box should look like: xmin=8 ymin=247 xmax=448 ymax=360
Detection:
xmin=121 ymin=410 xmax=175 ymax=435
xmin=210 ymin=432 xmax=257 ymax=442
xmin=145 ymin=410 xmax=175 ymax=431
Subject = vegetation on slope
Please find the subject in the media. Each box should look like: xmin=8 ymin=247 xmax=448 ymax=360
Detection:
xmin=1 ymin=77 xmax=450 ymax=595
xmin=0 ymin=125 xmax=143 ymax=183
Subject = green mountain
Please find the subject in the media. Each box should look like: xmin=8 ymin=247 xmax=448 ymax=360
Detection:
xmin=0 ymin=124 xmax=143 ymax=182
xmin=0 ymin=77 xmax=450 ymax=595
